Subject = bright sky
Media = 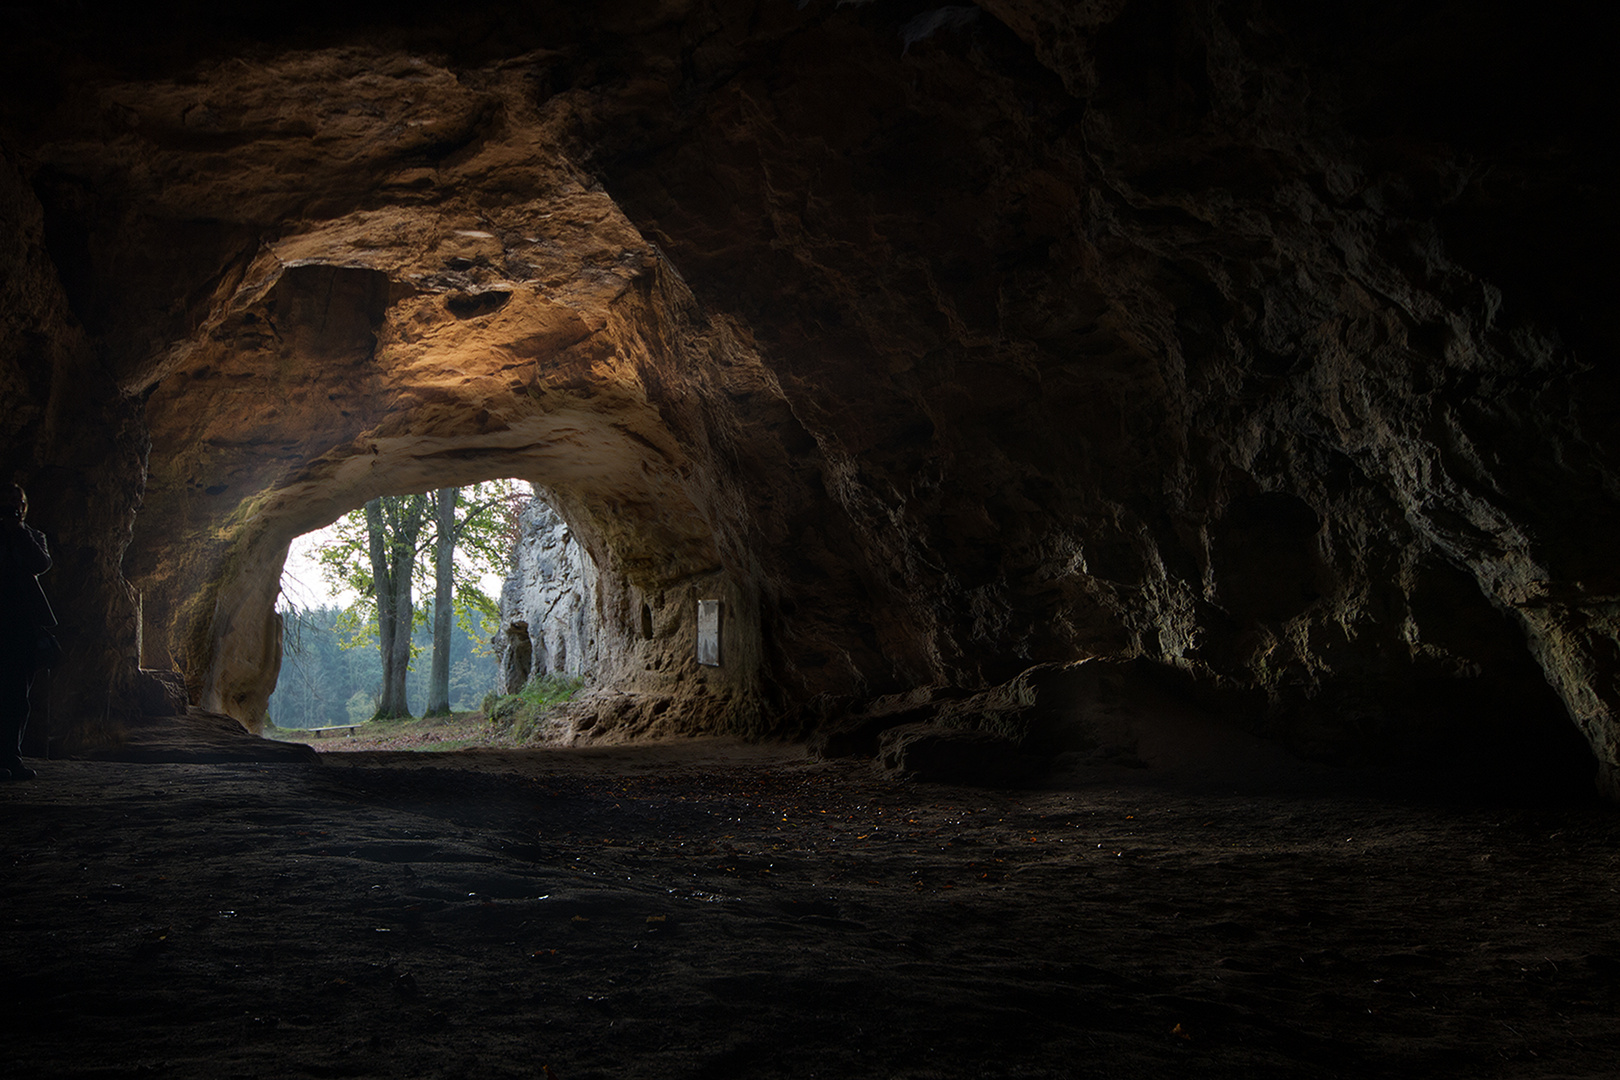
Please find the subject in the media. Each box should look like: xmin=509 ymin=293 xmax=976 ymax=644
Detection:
xmin=278 ymin=523 xmax=356 ymax=611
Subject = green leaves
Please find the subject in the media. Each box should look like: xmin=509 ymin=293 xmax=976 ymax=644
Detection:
xmin=313 ymin=480 xmax=525 ymax=637
xmin=303 ymin=479 xmax=530 ymax=716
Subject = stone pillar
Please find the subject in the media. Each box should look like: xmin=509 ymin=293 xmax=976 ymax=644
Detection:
xmin=497 ymin=620 xmax=532 ymax=695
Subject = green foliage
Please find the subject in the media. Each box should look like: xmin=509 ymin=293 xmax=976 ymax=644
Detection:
xmin=266 ymin=605 xmax=381 ymax=729
xmin=345 ymin=689 xmax=376 ymax=725
xmin=484 ymin=674 xmax=584 ymax=742
xmin=282 ymin=478 xmax=527 ymax=722
xmin=314 ymin=478 xmax=526 ymax=651
xmin=267 ymin=603 xmax=498 ymax=728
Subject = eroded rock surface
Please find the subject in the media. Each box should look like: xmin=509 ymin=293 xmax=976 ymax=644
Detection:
xmin=495 ymin=496 xmax=598 ymax=690
xmin=0 ymin=1 xmax=1611 ymax=795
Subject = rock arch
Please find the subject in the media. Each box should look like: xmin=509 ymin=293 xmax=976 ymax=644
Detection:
xmin=123 ymin=218 xmax=769 ymax=739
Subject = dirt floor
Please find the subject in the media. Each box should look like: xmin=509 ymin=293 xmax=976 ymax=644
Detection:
xmin=267 ymin=712 xmax=531 ymax=754
xmin=3 ymin=737 xmax=1620 ymax=1079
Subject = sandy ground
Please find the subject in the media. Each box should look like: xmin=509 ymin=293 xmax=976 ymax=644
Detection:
xmin=3 ymin=738 xmax=1619 ymax=1079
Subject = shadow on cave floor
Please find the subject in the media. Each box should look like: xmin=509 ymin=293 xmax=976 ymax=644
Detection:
xmin=70 ymin=699 xmax=1603 ymax=809
xmin=3 ymin=741 xmax=1618 ymax=1079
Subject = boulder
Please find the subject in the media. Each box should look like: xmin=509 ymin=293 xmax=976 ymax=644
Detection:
xmin=876 ymin=723 xmax=1037 ymax=787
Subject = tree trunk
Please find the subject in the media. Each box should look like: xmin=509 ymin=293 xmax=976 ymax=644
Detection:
xmin=365 ymin=498 xmax=398 ymax=717
xmin=425 ymin=486 xmax=457 ymax=716
xmin=368 ymin=494 xmax=426 ymax=719
xmin=385 ymin=527 xmax=414 ymax=716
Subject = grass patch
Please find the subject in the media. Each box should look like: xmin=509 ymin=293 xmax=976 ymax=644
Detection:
xmin=264 ymin=710 xmax=497 ymax=749
xmin=483 ymin=674 xmax=585 ymax=742
xmin=266 ymin=680 xmax=584 ymax=751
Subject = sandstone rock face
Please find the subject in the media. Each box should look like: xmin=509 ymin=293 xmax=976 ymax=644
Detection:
xmin=0 ymin=2 xmax=1611 ymax=795
xmin=495 ymin=496 xmax=599 ymax=691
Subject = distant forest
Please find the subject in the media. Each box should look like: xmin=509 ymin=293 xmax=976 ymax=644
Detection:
xmin=267 ymin=604 xmax=498 ymax=728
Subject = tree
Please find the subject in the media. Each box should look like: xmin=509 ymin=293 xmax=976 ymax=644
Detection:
xmin=425 ymin=487 xmax=457 ymax=716
xmin=367 ymin=494 xmax=428 ymax=718
xmin=317 ymin=480 xmax=528 ymax=721
xmin=346 ymin=689 xmax=377 ymax=725
xmin=269 ymin=604 xmax=384 ymax=728
xmin=424 ymin=483 xmax=528 ymax=714
xmin=269 ymin=604 xmax=350 ymax=728
xmin=269 ymin=601 xmax=500 ymax=727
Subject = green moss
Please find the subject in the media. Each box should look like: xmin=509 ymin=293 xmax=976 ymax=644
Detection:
xmin=484 ymin=674 xmax=584 ymax=742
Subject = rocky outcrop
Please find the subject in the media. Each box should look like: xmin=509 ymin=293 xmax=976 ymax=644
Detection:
xmin=0 ymin=2 xmax=1610 ymax=795
xmin=496 ymin=621 xmax=534 ymax=696
xmin=876 ymin=723 xmax=1039 ymax=787
xmin=494 ymin=496 xmax=599 ymax=691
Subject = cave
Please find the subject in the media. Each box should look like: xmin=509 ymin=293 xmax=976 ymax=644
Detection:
xmin=2 ymin=2 xmax=1618 ymax=1076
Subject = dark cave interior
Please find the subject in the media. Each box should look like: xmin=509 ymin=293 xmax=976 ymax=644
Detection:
xmin=4 ymin=0 xmax=1615 ymax=796
xmin=3 ymin=4 xmax=1620 ymax=1077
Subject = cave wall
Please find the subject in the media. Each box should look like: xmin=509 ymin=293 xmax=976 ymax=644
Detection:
xmin=0 ymin=151 xmax=147 ymax=751
xmin=0 ymin=0 xmax=1611 ymax=791
xmin=561 ymin=0 xmax=1611 ymax=788
xmin=496 ymin=491 xmax=770 ymax=745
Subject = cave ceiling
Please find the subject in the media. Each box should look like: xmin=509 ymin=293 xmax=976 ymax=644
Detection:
xmin=0 ymin=0 xmax=1614 ymax=795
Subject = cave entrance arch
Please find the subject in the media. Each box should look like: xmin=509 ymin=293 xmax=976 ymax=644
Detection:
xmin=132 ymin=429 xmax=760 ymax=745
xmin=121 ymin=238 xmax=770 ymax=746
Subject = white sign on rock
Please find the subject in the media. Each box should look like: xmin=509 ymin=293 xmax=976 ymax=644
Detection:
xmin=696 ymin=599 xmax=722 ymax=667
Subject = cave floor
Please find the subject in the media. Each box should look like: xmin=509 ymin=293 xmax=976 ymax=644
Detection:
xmin=2 ymin=741 xmax=1618 ymax=1079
